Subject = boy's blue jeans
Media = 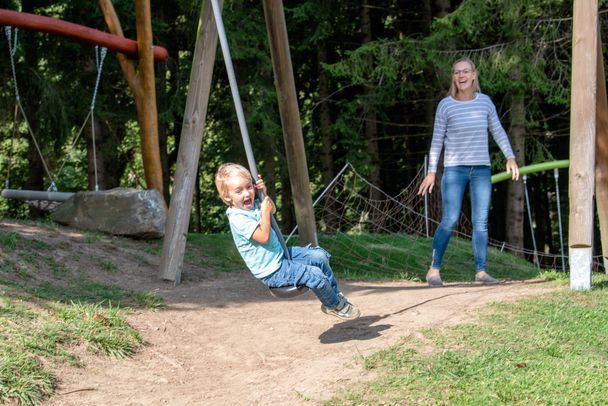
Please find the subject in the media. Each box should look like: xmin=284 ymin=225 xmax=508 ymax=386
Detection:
xmin=431 ymin=165 xmax=491 ymax=273
xmin=261 ymin=246 xmax=341 ymax=308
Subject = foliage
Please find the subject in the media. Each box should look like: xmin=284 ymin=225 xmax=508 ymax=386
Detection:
xmin=0 ymin=0 xmax=603 ymax=258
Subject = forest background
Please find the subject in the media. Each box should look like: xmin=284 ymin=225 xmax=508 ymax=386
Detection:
xmin=0 ymin=0 xmax=605 ymax=261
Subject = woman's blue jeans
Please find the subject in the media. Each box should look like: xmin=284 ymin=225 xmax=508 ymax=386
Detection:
xmin=261 ymin=246 xmax=341 ymax=308
xmin=431 ymin=165 xmax=491 ymax=273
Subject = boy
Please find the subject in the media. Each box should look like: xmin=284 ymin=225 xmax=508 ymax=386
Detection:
xmin=215 ymin=163 xmax=360 ymax=320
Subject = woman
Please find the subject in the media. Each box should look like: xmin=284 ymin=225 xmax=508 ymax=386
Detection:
xmin=418 ymin=57 xmax=519 ymax=287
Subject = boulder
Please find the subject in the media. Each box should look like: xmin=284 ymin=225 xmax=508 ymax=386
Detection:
xmin=51 ymin=188 xmax=166 ymax=239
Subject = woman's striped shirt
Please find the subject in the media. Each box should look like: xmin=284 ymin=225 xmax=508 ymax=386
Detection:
xmin=428 ymin=93 xmax=515 ymax=173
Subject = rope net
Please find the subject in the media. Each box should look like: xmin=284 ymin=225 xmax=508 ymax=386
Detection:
xmin=287 ymin=163 xmax=604 ymax=281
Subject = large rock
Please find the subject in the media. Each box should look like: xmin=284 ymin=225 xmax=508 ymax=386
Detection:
xmin=51 ymin=188 xmax=166 ymax=239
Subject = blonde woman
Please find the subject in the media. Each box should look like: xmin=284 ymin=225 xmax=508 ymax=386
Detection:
xmin=418 ymin=57 xmax=520 ymax=287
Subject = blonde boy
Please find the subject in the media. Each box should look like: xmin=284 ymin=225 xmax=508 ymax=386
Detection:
xmin=215 ymin=163 xmax=360 ymax=320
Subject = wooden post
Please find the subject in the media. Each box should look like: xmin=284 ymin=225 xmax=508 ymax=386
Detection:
xmin=262 ymin=0 xmax=318 ymax=246
xmin=135 ymin=0 xmax=163 ymax=197
xmin=158 ymin=0 xmax=220 ymax=283
xmin=596 ymin=30 xmax=608 ymax=272
xmin=568 ymin=0 xmax=597 ymax=290
xmin=99 ymin=0 xmax=164 ymax=196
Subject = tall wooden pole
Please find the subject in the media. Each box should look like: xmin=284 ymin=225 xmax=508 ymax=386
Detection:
xmin=99 ymin=0 xmax=164 ymax=196
xmin=262 ymin=0 xmax=318 ymax=246
xmin=596 ymin=31 xmax=608 ymax=272
xmin=158 ymin=0 xmax=220 ymax=283
xmin=568 ymin=0 xmax=597 ymax=290
xmin=135 ymin=0 xmax=163 ymax=196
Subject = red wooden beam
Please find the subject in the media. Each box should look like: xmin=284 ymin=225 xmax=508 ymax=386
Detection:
xmin=0 ymin=9 xmax=168 ymax=61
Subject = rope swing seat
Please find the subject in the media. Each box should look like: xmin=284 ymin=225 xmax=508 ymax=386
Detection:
xmin=210 ymin=0 xmax=308 ymax=299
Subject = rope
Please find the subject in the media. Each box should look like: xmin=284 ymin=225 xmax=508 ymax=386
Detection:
xmin=4 ymin=27 xmax=17 ymax=188
xmin=5 ymin=27 xmax=20 ymax=101
xmin=45 ymin=46 xmax=107 ymax=190
xmin=554 ymin=168 xmax=566 ymax=272
xmin=90 ymin=46 xmax=107 ymax=191
xmin=4 ymin=26 xmax=57 ymax=188
xmin=16 ymin=95 xmax=58 ymax=187
xmin=91 ymin=46 xmax=107 ymax=110
xmin=522 ymin=175 xmax=541 ymax=270
xmin=3 ymin=27 xmax=107 ymax=193
xmin=5 ymin=104 xmax=18 ymax=189
xmin=209 ymin=0 xmax=291 ymax=260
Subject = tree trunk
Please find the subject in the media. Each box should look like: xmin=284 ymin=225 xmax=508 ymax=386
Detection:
xmin=569 ymin=0 xmax=597 ymax=290
xmin=152 ymin=4 xmax=171 ymax=203
xmin=361 ymin=0 xmax=381 ymax=202
xmin=99 ymin=0 xmax=164 ymax=197
xmin=505 ymin=77 xmax=526 ymax=251
xmin=317 ymin=40 xmax=339 ymax=231
xmin=22 ymin=0 xmax=45 ymax=218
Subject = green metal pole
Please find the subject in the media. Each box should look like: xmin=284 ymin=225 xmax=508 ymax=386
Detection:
xmin=491 ymin=160 xmax=570 ymax=184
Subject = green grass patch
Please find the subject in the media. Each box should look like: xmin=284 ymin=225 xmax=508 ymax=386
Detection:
xmin=132 ymin=291 xmax=164 ymax=309
xmin=0 ymin=221 xmax=165 ymax=404
xmin=0 ymin=230 xmax=22 ymax=249
xmin=96 ymin=256 xmax=119 ymax=273
xmin=185 ymin=233 xmax=244 ymax=273
xmin=327 ymin=275 xmax=608 ymax=405
xmin=0 ymin=299 xmax=142 ymax=405
xmin=305 ymin=232 xmax=537 ymax=281
xmin=184 ymin=232 xmax=539 ymax=282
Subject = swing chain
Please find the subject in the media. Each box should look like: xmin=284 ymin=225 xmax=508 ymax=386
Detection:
xmin=91 ymin=46 xmax=107 ymax=110
xmin=5 ymin=26 xmax=21 ymax=102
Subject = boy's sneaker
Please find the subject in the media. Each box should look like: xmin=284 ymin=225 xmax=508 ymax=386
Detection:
xmin=321 ymin=298 xmax=360 ymax=320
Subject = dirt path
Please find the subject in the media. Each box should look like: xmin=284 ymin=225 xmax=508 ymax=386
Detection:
xmin=45 ymin=273 xmax=556 ymax=406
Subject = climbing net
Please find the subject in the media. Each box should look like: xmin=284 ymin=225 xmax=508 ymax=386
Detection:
xmin=287 ymin=162 xmax=604 ymax=280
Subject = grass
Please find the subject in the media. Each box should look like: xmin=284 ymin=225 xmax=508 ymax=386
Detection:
xmin=0 ymin=299 xmax=142 ymax=405
xmin=326 ymin=272 xmax=608 ymax=406
xmin=185 ymin=233 xmax=244 ymax=272
xmin=0 ymin=224 xmax=162 ymax=405
xmin=184 ymin=232 xmax=540 ymax=282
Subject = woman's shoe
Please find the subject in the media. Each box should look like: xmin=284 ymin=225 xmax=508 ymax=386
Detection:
xmin=426 ymin=274 xmax=444 ymax=287
xmin=475 ymin=272 xmax=499 ymax=284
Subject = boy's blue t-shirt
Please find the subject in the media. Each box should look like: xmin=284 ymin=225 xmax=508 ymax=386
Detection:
xmin=226 ymin=200 xmax=284 ymax=279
